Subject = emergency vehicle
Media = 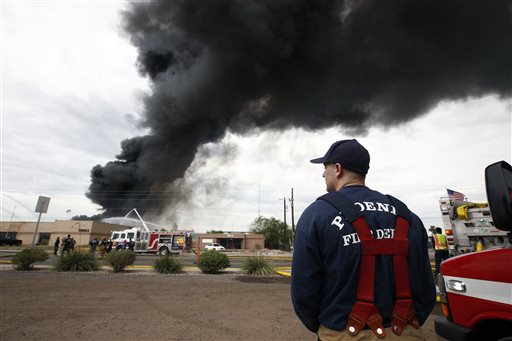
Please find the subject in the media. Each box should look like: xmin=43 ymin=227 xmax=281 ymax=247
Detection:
xmin=435 ymin=161 xmax=512 ymax=341
xmin=106 ymin=208 xmax=189 ymax=256
xmin=110 ymin=227 xmax=185 ymax=256
xmin=438 ymin=197 xmax=508 ymax=255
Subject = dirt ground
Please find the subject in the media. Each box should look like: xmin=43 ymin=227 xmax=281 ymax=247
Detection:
xmin=0 ymin=270 xmax=440 ymax=340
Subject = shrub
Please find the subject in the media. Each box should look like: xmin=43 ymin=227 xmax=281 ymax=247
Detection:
xmin=153 ymin=255 xmax=183 ymax=274
xmin=54 ymin=251 xmax=99 ymax=272
xmin=197 ymin=250 xmax=230 ymax=274
xmin=241 ymin=256 xmax=274 ymax=276
xmin=104 ymin=250 xmax=136 ymax=272
xmin=12 ymin=247 xmax=49 ymax=271
xmin=254 ymin=243 xmax=262 ymax=250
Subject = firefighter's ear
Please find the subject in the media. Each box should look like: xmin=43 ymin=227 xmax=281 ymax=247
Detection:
xmin=335 ymin=163 xmax=343 ymax=177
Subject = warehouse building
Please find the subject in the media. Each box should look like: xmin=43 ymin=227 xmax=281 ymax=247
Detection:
xmin=0 ymin=220 xmax=125 ymax=247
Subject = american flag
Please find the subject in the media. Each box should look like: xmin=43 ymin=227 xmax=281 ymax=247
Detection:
xmin=447 ymin=189 xmax=465 ymax=202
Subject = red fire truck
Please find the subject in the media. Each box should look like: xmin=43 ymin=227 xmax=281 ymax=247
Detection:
xmin=110 ymin=227 xmax=186 ymax=256
xmin=435 ymin=161 xmax=512 ymax=341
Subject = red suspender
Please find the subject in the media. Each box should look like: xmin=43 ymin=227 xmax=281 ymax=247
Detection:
xmin=346 ymin=216 xmax=419 ymax=338
xmin=346 ymin=216 xmax=386 ymax=337
xmin=390 ymin=216 xmax=420 ymax=335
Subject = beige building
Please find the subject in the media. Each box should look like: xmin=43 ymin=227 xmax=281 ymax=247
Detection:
xmin=197 ymin=232 xmax=264 ymax=251
xmin=0 ymin=220 xmax=127 ymax=247
xmin=0 ymin=221 xmax=266 ymax=251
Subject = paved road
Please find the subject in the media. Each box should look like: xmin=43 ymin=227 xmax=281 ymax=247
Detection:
xmin=0 ymin=250 xmax=292 ymax=269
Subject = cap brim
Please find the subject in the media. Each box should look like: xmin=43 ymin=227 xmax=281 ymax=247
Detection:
xmin=310 ymin=157 xmax=326 ymax=164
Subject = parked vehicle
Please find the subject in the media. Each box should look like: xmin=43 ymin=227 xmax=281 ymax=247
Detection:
xmin=204 ymin=243 xmax=225 ymax=251
xmin=0 ymin=237 xmax=22 ymax=246
xmin=435 ymin=161 xmax=512 ymax=341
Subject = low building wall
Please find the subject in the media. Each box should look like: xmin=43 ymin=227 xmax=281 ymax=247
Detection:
xmin=0 ymin=220 xmax=126 ymax=247
xmin=197 ymin=232 xmax=264 ymax=251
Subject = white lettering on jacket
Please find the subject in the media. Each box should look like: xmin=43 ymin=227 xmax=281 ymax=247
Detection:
xmin=342 ymin=228 xmax=395 ymax=246
xmin=331 ymin=216 xmax=345 ymax=230
xmin=354 ymin=201 xmax=396 ymax=215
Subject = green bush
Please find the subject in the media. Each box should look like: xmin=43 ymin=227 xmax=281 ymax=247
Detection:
xmin=153 ymin=255 xmax=183 ymax=274
xmin=241 ymin=256 xmax=274 ymax=276
xmin=197 ymin=250 xmax=230 ymax=274
xmin=54 ymin=251 xmax=99 ymax=272
xmin=104 ymin=250 xmax=136 ymax=272
xmin=12 ymin=247 xmax=49 ymax=271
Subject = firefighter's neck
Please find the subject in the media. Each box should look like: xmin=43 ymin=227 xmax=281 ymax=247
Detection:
xmin=336 ymin=174 xmax=365 ymax=191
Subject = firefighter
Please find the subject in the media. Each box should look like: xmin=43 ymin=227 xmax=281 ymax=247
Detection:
xmin=61 ymin=235 xmax=74 ymax=256
xmin=433 ymin=227 xmax=449 ymax=276
xmin=53 ymin=237 xmax=60 ymax=255
xmin=128 ymin=239 xmax=135 ymax=251
xmin=291 ymin=139 xmax=436 ymax=340
xmin=89 ymin=237 xmax=99 ymax=253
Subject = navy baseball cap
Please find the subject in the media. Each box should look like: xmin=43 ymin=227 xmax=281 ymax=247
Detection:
xmin=310 ymin=139 xmax=370 ymax=175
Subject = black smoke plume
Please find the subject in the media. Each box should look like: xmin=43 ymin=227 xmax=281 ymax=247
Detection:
xmin=87 ymin=0 xmax=511 ymax=217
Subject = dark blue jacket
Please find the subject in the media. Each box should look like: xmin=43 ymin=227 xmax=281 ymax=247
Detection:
xmin=291 ymin=185 xmax=436 ymax=333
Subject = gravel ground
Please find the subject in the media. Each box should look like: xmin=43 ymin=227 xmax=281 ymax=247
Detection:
xmin=0 ymin=270 xmax=440 ymax=340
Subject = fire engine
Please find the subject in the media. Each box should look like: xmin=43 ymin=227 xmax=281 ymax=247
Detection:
xmin=438 ymin=197 xmax=508 ymax=255
xmin=110 ymin=227 xmax=187 ymax=256
xmin=106 ymin=208 xmax=192 ymax=256
xmin=435 ymin=161 xmax=512 ymax=341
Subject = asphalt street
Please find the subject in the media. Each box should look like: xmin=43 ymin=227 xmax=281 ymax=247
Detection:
xmin=0 ymin=249 xmax=293 ymax=269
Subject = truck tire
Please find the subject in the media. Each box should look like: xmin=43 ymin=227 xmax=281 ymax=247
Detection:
xmin=159 ymin=247 xmax=169 ymax=256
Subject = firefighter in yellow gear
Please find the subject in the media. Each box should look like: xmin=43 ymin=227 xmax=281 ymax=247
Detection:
xmin=433 ymin=227 xmax=449 ymax=275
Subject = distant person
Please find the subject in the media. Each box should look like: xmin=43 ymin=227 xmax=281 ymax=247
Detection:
xmin=99 ymin=237 xmax=108 ymax=257
xmin=433 ymin=227 xmax=450 ymax=276
xmin=106 ymin=239 xmax=113 ymax=253
xmin=61 ymin=235 xmax=74 ymax=256
xmin=291 ymin=139 xmax=435 ymax=340
xmin=89 ymin=238 xmax=99 ymax=253
xmin=53 ymin=237 xmax=60 ymax=255
xmin=128 ymin=239 xmax=135 ymax=251
xmin=476 ymin=237 xmax=484 ymax=252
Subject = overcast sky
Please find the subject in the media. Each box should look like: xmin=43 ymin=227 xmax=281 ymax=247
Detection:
xmin=1 ymin=2 xmax=510 ymax=233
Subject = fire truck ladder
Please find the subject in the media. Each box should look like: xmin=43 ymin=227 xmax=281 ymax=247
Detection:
xmin=124 ymin=208 xmax=150 ymax=233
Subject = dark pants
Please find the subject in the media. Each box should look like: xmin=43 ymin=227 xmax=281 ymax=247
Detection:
xmin=434 ymin=250 xmax=450 ymax=275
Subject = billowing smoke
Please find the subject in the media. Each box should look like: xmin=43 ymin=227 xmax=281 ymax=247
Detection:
xmin=87 ymin=0 xmax=511 ymax=217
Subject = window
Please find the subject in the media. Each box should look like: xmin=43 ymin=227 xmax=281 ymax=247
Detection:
xmin=127 ymin=232 xmax=135 ymax=239
xmin=464 ymin=223 xmax=475 ymax=227
xmin=38 ymin=233 xmax=51 ymax=245
xmin=0 ymin=232 xmax=17 ymax=239
xmin=112 ymin=233 xmax=120 ymax=239
xmin=120 ymin=233 xmax=126 ymax=239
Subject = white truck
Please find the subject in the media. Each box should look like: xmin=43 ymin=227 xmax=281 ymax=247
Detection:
xmin=106 ymin=208 xmax=186 ymax=256
xmin=438 ymin=197 xmax=508 ymax=255
xmin=110 ymin=227 xmax=184 ymax=256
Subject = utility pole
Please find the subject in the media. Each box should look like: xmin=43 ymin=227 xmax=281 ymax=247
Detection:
xmin=282 ymin=197 xmax=287 ymax=226
xmin=290 ymin=188 xmax=295 ymax=245
xmin=281 ymin=197 xmax=287 ymax=250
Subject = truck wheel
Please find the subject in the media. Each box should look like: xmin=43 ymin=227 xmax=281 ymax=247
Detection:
xmin=115 ymin=245 xmax=123 ymax=251
xmin=159 ymin=247 xmax=169 ymax=256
